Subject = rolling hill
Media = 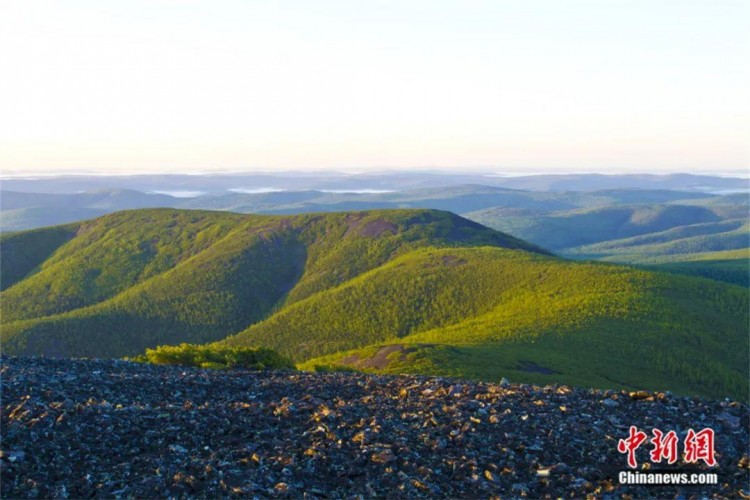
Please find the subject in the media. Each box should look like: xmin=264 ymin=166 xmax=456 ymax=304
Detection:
xmin=566 ymin=220 xmax=749 ymax=261
xmin=178 ymin=185 xmax=719 ymax=216
xmin=0 ymin=207 xmax=109 ymax=232
xmin=0 ymin=184 xmax=727 ymax=232
xmin=466 ymin=204 xmax=728 ymax=251
xmin=467 ymin=199 xmax=749 ymax=286
xmin=1 ymin=208 xmax=747 ymax=398
xmin=1 ymin=208 xmax=539 ymax=354
xmin=0 ymin=189 xmax=181 ymax=232
xmin=226 ymin=246 xmax=748 ymax=399
xmin=0 ymin=188 xmax=179 ymax=211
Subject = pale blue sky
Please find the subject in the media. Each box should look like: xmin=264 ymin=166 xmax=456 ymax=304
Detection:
xmin=0 ymin=0 xmax=747 ymax=175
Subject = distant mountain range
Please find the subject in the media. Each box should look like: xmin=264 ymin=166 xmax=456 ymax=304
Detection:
xmin=1 ymin=208 xmax=747 ymax=399
xmin=2 ymin=171 xmax=747 ymax=194
xmin=467 ymin=193 xmax=749 ymax=286
xmin=2 ymin=180 xmax=747 ymax=286
xmin=0 ymin=182 xmax=743 ymax=228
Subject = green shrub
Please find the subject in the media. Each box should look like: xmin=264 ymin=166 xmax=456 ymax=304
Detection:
xmin=128 ymin=343 xmax=295 ymax=370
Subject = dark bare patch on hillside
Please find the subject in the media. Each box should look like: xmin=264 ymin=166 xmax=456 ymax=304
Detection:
xmin=442 ymin=255 xmax=468 ymax=266
xmin=359 ymin=219 xmax=398 ymax=238
xmin=420 ymin=255 xmax=468 ymax=269
xmin=343 ymin=212 xmax=366 ymax=228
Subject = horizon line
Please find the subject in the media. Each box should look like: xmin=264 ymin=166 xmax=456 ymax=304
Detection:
xmin=2 ymin=168 xmax=749 ymax=180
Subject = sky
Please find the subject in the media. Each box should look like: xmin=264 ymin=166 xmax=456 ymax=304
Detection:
xmin=0 ymin=0 xmax=747 ymax=176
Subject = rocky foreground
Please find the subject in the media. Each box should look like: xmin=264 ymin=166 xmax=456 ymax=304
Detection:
xmin=1 ymin=357 xmax=748 ymax=499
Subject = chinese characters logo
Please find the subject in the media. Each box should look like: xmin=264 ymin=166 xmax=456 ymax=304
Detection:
xmin=617 ymin=426 xmax=716 ymax=468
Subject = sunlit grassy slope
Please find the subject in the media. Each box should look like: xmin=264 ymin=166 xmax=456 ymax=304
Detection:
xmin=223 ymin=246 xmax=747 ymax=399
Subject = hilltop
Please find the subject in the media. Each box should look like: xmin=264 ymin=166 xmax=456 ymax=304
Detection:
xmin=1 ymin=207 xmax=539 ymax=355
xmin=1 ymin=207 xmax=747 ymax=399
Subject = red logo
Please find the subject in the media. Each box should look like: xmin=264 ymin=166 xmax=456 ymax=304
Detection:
xmin=617 ymin=426 xmax=716 ymax=468
xmin=617 ymin=426 xmax=648 ymax=469
xmin=650 ymin=429 xmax=679 ymax=464
xmin=684 ymin=428 xmax=716 ymax=466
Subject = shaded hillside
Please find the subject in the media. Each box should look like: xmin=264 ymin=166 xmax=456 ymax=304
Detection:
xmin=637 ymin=249 xmax=750 ymax=288
xmin=569 ymin=219 xmax=746 ymax=252
xmin=0 ymin=226 xmax=77 ymax=291
xmin=1 ymin=208 xmax=540 ymax=358
xmin=466 ymin=195 xmax=748 ymax=286
xmin=669 ymin=192 xmax=749 ymax=219
xmin=467 ymin=204 xmax=725 ymax=251
xmin=566 ymin=221 xmax=749 ymax=261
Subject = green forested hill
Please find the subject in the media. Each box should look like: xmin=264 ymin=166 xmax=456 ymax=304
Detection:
xmin=467 ymin=200 xmax=749 ymax=286
xmin=1 ymin=208 xmax=541 ymax=357
xmin=1 ymin=208 xmax=747 ymax=399
xmin=466 ymin=204 xmax=725 ymax=251
xmin=638 ymin=249 xmax=750 ymax=287
xmin=226 ymin=246 xmax=748 ymax=399
xmin=0 ymin=225 xmax=78 ymax=291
